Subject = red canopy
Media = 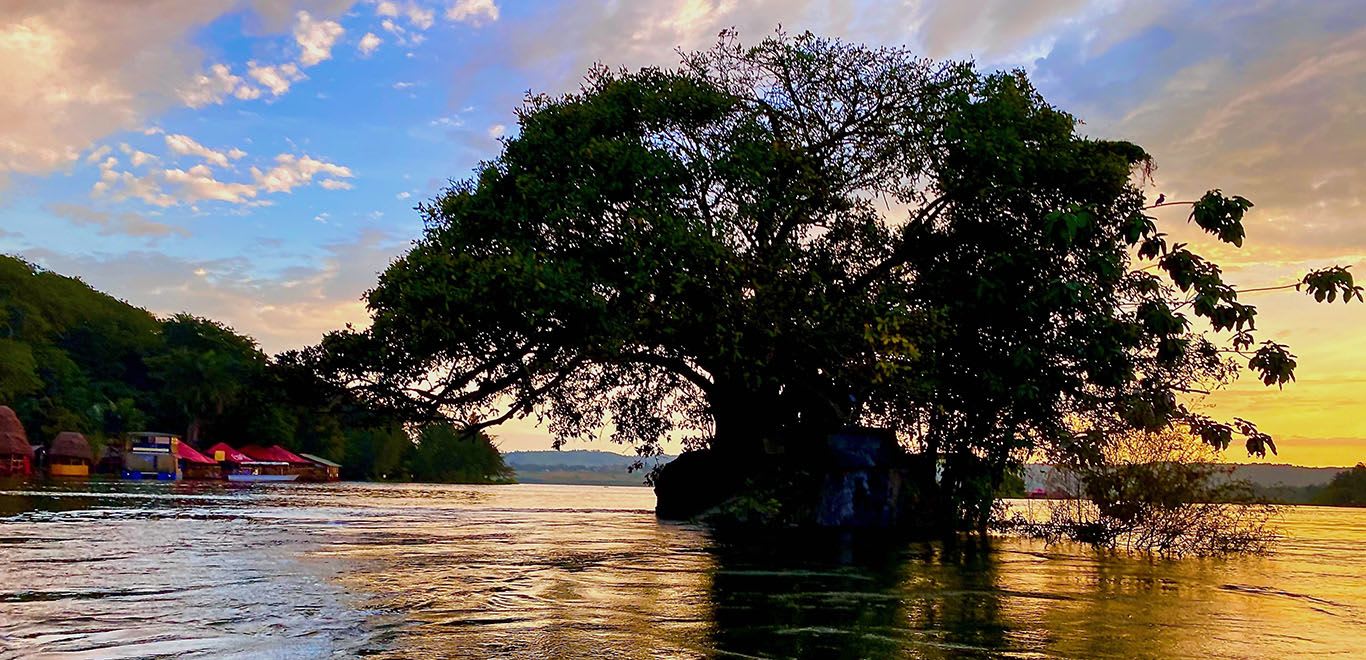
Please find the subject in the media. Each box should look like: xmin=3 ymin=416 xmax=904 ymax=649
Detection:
xmin=175 ymin=441 xmax=217 ymax=465
xmin=204 ymin=442 xmax=254 ymax=463
xmin=270 ymin=445 xmax=312 ymax=465
xmin=240 ymin=444 xmax=312 ymax=464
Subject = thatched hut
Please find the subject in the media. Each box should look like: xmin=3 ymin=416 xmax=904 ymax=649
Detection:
xmin=0 ymin=406 xmax=34 ymax=477
xmin=49 ymin=431 xmax=94 ymax=477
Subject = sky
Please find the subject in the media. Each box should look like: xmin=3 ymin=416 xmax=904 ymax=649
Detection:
xmin=1 ymin=0 xmax=1363 ymax=465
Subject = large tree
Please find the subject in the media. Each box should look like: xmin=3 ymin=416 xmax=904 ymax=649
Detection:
xmin=315 ymin=32 xmax=1359 ymax=527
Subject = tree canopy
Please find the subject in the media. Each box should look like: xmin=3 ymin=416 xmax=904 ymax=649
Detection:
xmin=313 ymin=31 xmax=1360 ymax=528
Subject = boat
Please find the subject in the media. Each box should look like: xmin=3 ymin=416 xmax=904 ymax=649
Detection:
xmin=204 ymin=442 xmax=305 ymax=482
xmin=226 ymin=467 xmax=299 ymax=482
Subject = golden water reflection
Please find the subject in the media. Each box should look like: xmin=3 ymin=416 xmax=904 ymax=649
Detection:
xmin=0 ymin=481 xmax=1362 ymax=658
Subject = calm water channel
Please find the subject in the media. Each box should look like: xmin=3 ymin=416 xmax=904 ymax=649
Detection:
xmin=0 ymin=481 xmax=1362 ymax=659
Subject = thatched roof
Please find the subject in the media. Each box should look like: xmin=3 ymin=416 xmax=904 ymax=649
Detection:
xmin=50 ymin=432 xmax=94 ymax=461
xmin=0 ymin=406 xmax=33 ymax=457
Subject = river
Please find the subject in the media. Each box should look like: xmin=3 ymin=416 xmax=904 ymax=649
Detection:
xmin=0 ymin=481 xmax=1361 ymax=658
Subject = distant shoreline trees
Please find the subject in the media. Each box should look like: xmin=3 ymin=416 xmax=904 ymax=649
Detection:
xmin=1313 ymin=464 xmax=1366 ymax=507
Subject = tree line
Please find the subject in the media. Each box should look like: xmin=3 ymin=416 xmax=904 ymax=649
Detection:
xmin=0 ymin=254 xmax=509 ymax=483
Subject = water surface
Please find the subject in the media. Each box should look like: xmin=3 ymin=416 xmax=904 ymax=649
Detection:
xmin=0 ymin=481 xmax=1362 ymax=658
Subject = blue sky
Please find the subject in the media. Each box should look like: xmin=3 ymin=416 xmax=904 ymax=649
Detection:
xmin=2 ymin=0 xmax=1365 ymax=461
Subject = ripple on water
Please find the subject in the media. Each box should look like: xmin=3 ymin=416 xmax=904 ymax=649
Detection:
xmin=1 ymin=482 xmax=1364 ymax=658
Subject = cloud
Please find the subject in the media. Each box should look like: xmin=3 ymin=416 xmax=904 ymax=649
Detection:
xmin=95 ymin=147 xmax=352 ymax=207
xmin=446 ymin=0 xmax=499 ymax=25
xmin=912 ymin=0 xmax=1092 ymax=60
xmin=376 ymin=0 xmax=435 ymax=29
xmin=251 ymin=153 xmax=354 ymax=194
xmin=85 ymin=145 xmax=112 ymax=164
xmin=406 ymin=4 xmax=436 ymax=29
xmin=180 ymin=63 xmax=247 ymax=108
xmin=164 ymin=134 xmax=245 ymax=168
xmin=377 ymin=14 xmax=427 ymax=47
xmin=487 ymin=123 xmax=505 ymax=138
xmin=94 ymin=155 xmax=175 ymax=207
xmin=0 ymin=1 xmax=363 ymax=182
xmin=180 ymin=61 xmax=281 ymax=106
xmin=162 ymin=166 xmax=259 ymax=203
xmin=0 ymin=0 xmax=230 ymax=178
xmin=46 ymin=202 xmax=190 ymax=239
xmin=1026 ymin=2 xmax=1366 ymax=265
xmin=396 ymin=190 xmax=410 ymax=199
xmin=358 ymin=31 xmax=382 ymax=56
xmin=248 ymin=61 xmax=307 ymax=97
xmin=294 ymin=10 xmax=344 ymax=67
xmin=119 ymin=143 xmax=158 ymax=167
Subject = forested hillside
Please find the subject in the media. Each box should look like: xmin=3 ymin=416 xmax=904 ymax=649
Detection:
xmin=0 ymin=254 xmax=508 ymax=483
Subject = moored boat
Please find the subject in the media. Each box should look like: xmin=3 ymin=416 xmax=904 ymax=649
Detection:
xmin=226 ymin=469 xmax=300 ymax=482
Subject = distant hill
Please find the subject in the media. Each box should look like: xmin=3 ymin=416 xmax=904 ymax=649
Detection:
xmin=1224 ymin=464 xmax=1349 ymax=488
xmin=502 ymin=450 xmax=674 ymax=486
xmin=1023 ymin=462 xmax=1351 ymax=496
xmin=503 ymin=450 xmax=674 ymax=469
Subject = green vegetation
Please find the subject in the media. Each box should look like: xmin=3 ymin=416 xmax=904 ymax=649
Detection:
xmin=306 ymin=31 xmax=1359 ymax=534
xmin=0 ymin=254 xmax=510 ymax=484
xmin=409 ymin=423 xmax=513 ymax=484
xmin=1313 ymin=464 xmax=1366 ymax=506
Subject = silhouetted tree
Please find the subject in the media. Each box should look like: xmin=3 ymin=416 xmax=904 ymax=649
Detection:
xmin=306 ymin=31 xmax=1360 ymax=528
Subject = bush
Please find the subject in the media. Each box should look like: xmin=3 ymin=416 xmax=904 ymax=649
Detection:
xmin=998 ymin=431 xmax=1279 ymax=557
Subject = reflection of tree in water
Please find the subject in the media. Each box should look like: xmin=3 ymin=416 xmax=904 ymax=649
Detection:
xmin=706 ymin=532 xmax=1016 ymax=658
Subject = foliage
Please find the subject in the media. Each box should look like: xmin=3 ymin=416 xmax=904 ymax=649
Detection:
xmin=146 ymin=313 xmax=266 ymax=444
xmin=310 ymin=30 xmax=1358 ymax=531
xmin=409 ymin=424 xmax=513 ymax=484
xmin=0 ymin=338 xmax=41 ymax=401
xmin=0 ymin=254 xmax=160 ymax=437
xmin=1313 ymin=464 xmax=1366 ymax=507
xmin=343 ymin=425 xmax=415 ymax=480
xmin=1000 ymin=432 xmax=1279 ymax=557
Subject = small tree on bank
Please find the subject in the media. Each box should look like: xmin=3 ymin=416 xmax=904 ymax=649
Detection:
xmin=312 ymin=31 xmax=1360 ymax=531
